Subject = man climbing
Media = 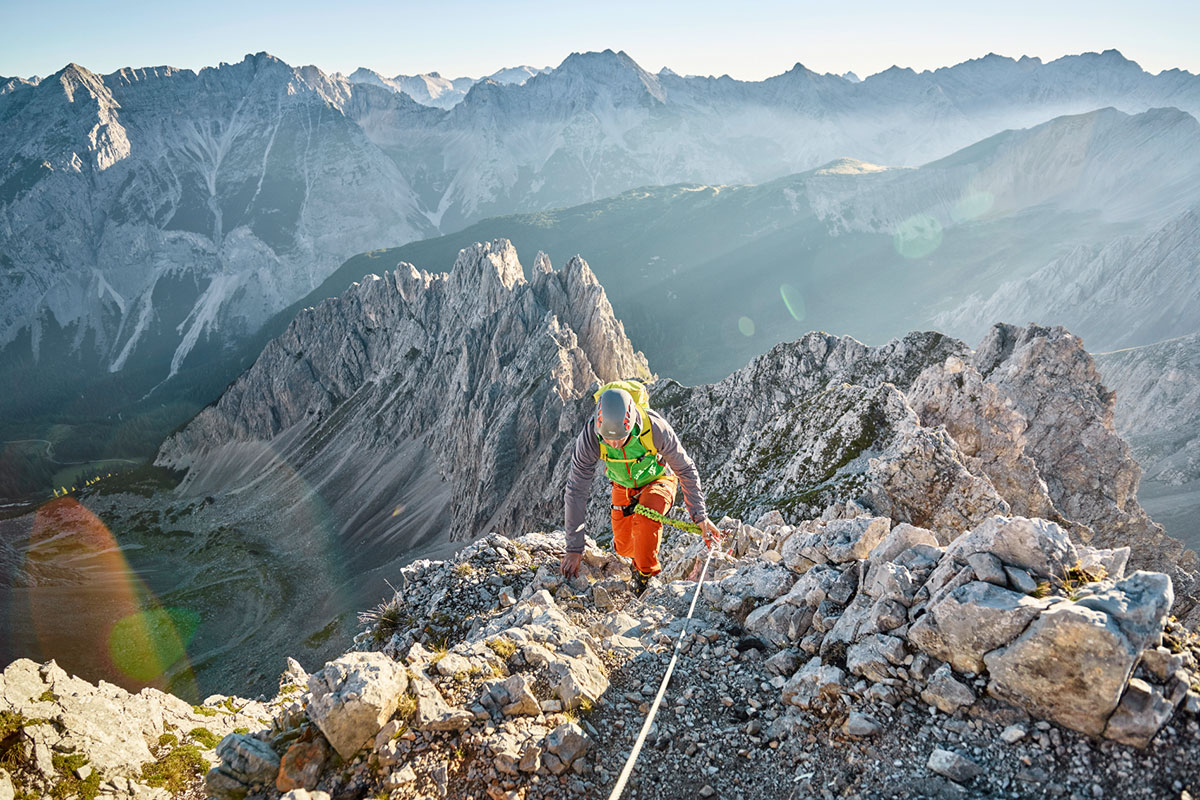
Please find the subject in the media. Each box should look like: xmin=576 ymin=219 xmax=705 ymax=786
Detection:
xmin=559 ymin=380 xmax=722 ymax=595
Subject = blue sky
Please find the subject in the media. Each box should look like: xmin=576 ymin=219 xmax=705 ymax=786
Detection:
xmin=2 ymin=0 xmax=1197 ymax=80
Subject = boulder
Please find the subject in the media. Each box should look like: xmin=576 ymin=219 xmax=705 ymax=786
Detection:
xmin=745 ymin=600 xmax=815 ymax=647
xmin=864 ymin=561 xmax=920 ymax=606
xmin=487 ymin=674 xmax=541 ymax=716
xmin=276 ymin=736 xmax=330 ymax=793
xmin=842 ymin=711 xmax=883 ymax=737
xmin=920 ymin=664 xmax=976 ymax=714
xmin=946 ymin=516 xmax=1077 ymax=579
xmin=967 ymin=552 xmax=1007 ymax=586
xmin=868 ymin=523 xmax=940 ymax=565
xmin=927 ymin=748 xmax=982 ymax=783
xmin=1074 ymin=571 xmax=1173 ymax=653
xmin=908 ymin=581 xmax=1051 ymax=674
xmin=1077 ymin=547 xmax=1131 ymax=580
xmin=716 ymin=561 xmax=797 ymax=603
xmin=1102 ymin=678 xmax=1186 ymax=748
xmin=306 ymin=652 xmax=408 ymax=760
xmin=544 ymin=722 xmax=590 ymax=768
xmin=782 ymin=657 xmax=845 ymax=709
xmin=207 ymin=734 xmax=281 ymax=800
xmin=845 ymin=634 xmax=907 ymax=682
xmin=410 ymin=674 xmax=474 ymax=731
xmin=984 ymin=601 xmax=1139 ymax=736
xmin=785 ymin=517 xmax=891 ymax=566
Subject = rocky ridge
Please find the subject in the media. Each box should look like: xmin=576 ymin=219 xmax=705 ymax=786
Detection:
xmin=153 ymin=242 xmax=1200 ymax=640
xmin=154 ymin=239 xmax=647 ymax=551
xmin=4 ymin=514 xmax=1200 ymax=800
xmin=4 ymin=48 xmax=1200 ymax=412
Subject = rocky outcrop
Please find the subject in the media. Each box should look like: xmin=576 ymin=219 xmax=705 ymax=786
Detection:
xmin=0 ymin=658 xmax=281 ymax=800
xmin=648 ymin=321 xmax=1197 ymax=618
xmin=5 ymin=516 xmax=1200 ymax=800
xmin=156 ymin=239 xmax=648 ymax=552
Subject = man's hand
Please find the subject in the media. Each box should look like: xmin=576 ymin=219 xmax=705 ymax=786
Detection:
xmin=560 ymin=551 xmax=583 ymax=578
xmin=699 ymin=518 xmax=724 ymax=548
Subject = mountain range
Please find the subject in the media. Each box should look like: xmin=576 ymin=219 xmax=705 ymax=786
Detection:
xmin=2 ymin=48 xmax=1198 ymax=500
xmin=343 ymin=64 xmax=550 ymax=108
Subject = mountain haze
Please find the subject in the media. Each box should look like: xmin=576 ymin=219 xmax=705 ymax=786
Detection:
xmin=3 ymin=48 xmax=1199 ymax=498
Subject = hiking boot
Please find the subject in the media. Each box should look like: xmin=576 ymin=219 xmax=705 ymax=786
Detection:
xmin=631 ymin=569 xmax=655 ymax=598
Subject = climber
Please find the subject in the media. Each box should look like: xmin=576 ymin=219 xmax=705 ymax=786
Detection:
xmin=559 ymin=382 xmax=722 ymax=596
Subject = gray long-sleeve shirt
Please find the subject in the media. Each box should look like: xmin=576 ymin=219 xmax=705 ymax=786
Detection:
xmin=563 ymin=408 xmax=708 ymax=553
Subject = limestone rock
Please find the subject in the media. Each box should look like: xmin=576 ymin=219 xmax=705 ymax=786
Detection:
xmin=842 ymin=711 xmax=883 ymax=737
xmin=276 ymin=736 xmax=330 ymax=793
xmin=544 ymin=722 xmax=590 ymax=768
xmin=908 ymin=581 xmax=1051 ymax=674
xmin=281 ymin=791 xmax=332 ymax=800
xmin=1102 ymin=678 xmax=1185 ymax=748
xmin=782 ymin=657 xmax=845 ymax=709
xmin=207 ymin=734 xmax=281 ymax=800
xmin=984 ymin=601 xmax=1138 ymax=736
xmin=1074 ymin=571 xmax=1173 ymax=653
xmin=868 ymin=523 xmax=940 ymax=565
xmin=306 ymin=652 xmax=408 ymax=760
xmin=927 ymin=748 xmax=982 ymax=783
xmin=845 ymin=634 xmax=907 ymax=683
xmin=410 ymin=674 xmax=474 ymax=731
xmin=921 ymin=664 xmax=977 ymax=714
xmin=946 ymin=515 xmax=1078 ymax=580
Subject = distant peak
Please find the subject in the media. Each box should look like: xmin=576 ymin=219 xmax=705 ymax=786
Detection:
xmin=814 ymin=158 xmax=890 ymax=176
xmin=558 ymin=49 xmax=641 ymax=72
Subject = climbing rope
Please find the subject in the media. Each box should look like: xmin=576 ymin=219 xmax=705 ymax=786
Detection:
xmin=605 ymin=538 xmax=720 ymax=800
xmin=630 ymin=503 xmax=703 ymax=535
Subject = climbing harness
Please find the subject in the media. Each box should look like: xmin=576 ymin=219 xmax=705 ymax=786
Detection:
xmin=605 ymin=537 xmax=720 ymax=800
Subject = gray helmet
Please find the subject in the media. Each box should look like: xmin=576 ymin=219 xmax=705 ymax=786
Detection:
xmin=595 ymin=388 xmax=636 ymax=441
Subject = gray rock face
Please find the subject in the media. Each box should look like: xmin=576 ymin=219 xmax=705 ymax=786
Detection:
xmin=0 ymin=657 xmax=270 ymax=796
xmin=157 ymin=240 xmax=648 ymax=556
xmin=972 ymin=324 xmax=1200 ymax=617
xmin=207 ymin=734 xmax=282 ymax=800
xmin=1074 ymin=571 xmax=1174 ymax=652
xmin=921 ymin=664 xmax=977 ymax=713
xmin=0 ymin=56 xmax=434 ymax=401
xmin=908 ymin=581 xmax=1051 ymax=674
xmin=306 ymin=652 xmax=408 ymax=760
xmin=984 ymin=601 xmax=1138 ymax=736
xmin=1103 ymin=677 xmax=1187 ymax=748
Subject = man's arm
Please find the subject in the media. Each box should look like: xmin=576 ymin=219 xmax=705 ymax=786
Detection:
xmin=649 ymin=410 xmax=709 ymax=523
xmin=564 ymin=423 xmax=601 ymax=554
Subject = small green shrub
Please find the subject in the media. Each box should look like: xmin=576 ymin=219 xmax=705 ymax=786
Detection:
xmin=140 ymin=744 xmax=208 ymax=794
xmin=187 ymin=728 xmax=220 ymax=750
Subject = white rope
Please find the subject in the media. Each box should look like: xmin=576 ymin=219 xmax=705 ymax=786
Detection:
xmin=606 ymin=542 xmax=720 ymax=800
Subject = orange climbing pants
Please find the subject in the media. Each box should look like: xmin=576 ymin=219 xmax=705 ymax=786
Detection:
xmin=611 ymin=476 xmax=678 ymax=577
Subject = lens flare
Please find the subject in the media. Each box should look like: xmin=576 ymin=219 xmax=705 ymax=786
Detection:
xmin=23 ymin=497 xmax=198 ymax=697
xmin=108 ymin=608 xmax=200 ymax=683
xmin=893 ymin=213 xmax=944 ymax=259
xmin=780 ymin=284 xmax=807 ymax=321
xmin=952 ymin=191 xmax=995 ymax=223
xmin=737 ymin=317 xmax=755 ymax=336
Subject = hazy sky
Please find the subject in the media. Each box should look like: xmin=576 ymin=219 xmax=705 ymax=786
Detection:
xmin=2 ymin=0 xmax=1197 ymax=81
